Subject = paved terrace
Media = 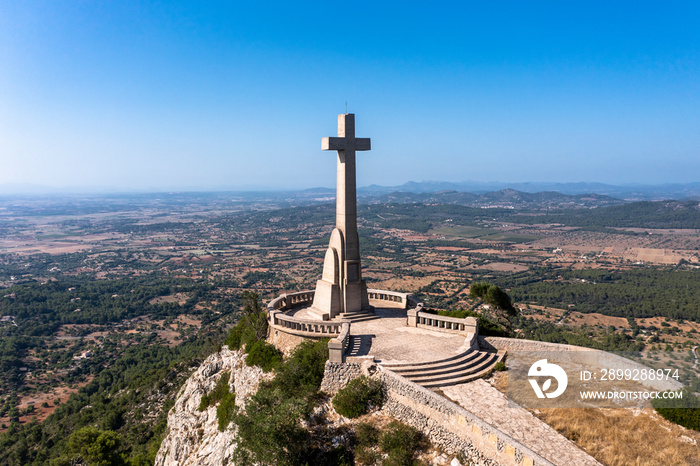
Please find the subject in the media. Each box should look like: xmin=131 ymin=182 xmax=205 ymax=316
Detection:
xmin=289 ymin=304 xmax=469 ymax=364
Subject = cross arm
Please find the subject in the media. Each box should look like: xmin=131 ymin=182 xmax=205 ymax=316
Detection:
xmin=355 ymin=138 xmax=371 ymax=151
xmin=322 ymin=137 xmax=371 ymax=151
xmin=322 ymin=137 xmax=345 ymax=151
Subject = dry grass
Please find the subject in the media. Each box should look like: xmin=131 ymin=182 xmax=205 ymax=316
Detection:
xmin=534 ymin=407 xmax=700 ymax=466
xmin=487 ymin=371 xmax=699 ymax=466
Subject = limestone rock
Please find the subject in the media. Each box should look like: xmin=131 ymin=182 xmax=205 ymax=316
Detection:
xmin=154 ymin=347 xmax=273 ymax=466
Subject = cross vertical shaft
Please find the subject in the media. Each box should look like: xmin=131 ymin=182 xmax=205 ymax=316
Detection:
xmin=311 ymin=113 xmax=372 ymax=318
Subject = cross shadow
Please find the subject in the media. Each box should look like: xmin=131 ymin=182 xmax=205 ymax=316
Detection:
xmin=346 ymin=334 xmax=375 ymax=357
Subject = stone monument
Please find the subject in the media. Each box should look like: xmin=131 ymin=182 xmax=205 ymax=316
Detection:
xmin=309 ymin=113 xmax=372 ymax=320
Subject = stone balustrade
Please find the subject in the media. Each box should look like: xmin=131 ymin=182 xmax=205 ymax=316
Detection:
xmin=267 ymin=290 xmax=315 ymax=312
xmin=268 ymin=289 xmax=347 ymax=339
xmin=269 ymin=310 xmax=346 ymax=338
xmin=408 ymin=310 xmax=478 ymax=337
xmin=367 ymin=289 xmax=408 ymax=308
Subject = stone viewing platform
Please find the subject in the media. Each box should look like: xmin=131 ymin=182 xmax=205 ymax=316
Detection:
xmin=267 ymin=287 xmax=503 ymax=389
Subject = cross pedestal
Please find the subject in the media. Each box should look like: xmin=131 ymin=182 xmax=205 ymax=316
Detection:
xmin=310 ymin=114 xmax=372 ymax=320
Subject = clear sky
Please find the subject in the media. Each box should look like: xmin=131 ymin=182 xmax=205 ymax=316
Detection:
xmin=1 ymin=1 xmax=698 ymax=192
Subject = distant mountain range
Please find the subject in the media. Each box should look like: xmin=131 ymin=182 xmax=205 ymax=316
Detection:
xmin=363 ymin=189 xmax=625 ymax=209
xmin=2 ymin=181 xmax=699 ymax=201
xmin=357 ymin=181 xmax=700 ymax=201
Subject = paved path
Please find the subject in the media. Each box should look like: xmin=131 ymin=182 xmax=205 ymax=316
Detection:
xmin=442 ymin=380 xmax=601 ymax=466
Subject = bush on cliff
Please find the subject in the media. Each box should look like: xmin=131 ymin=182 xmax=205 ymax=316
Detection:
xmin=224 ymin=291 xmax=268 ymax=351
xmin=352 ymin=420 xmax=426 ymax=466
xmin=271 ymin=339 xmax=329 ymax=398
xmin=332 ymin=376 xmax=383 ymax=418
xmin=245 ymin=340 xmax=282 ymax=372
xmin=216 ymin=391 xmax=237 ymax=432
xmin=233 ymin=339 xmax=330 ymax=465
xmin=198 ymin=371 xmax=232 ymax=411
xmin=234 ymin=387 xmax=311 ymax=465
xmin=379 ymin=420 xmax=427 ymax=465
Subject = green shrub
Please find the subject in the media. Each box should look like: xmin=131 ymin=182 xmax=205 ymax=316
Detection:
xmin=224 ymin=323 xmax=246 ymax=350
xmin=233 ymin=388 xmax=310 ymax=465
xmin=216 ymin=392 xmax=236 ymax=431
xmin=355 ymin=422 xmax=379 ymax=446
xmin=66 ymin=426 xmax=125 ymax=466
xmin=652 ymin=390 xmax=700 ymax=431
xmin=199 ymin=371 xmax=232 ymax=411
xmin=313 ymin=445 xmax=354 ymax=466
xmin=379 ymin=420 xmax=426 ymax=466
xmin=332 ymin=376 xmax=383 ymax=418
xmin=232 ymin=338 xmax=330 ymax=465
xmin=224 ymin=311 xmax=268 ymax=351
xmin=271 ymin=339 xmax=329 ymax=398
xmin=245 ymin=340 xmax=282 ymax=372
xmin=493 ymin=361 xmax=506 ymax=371
xmin=224 ymin=292 xmax=269 ymax=351
xmin=353 ymin=422 xmax=380 ymax=465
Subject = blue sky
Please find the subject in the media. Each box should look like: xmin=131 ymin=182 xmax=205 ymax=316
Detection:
xmin=1 ymin=1 xmax=698 ymax=191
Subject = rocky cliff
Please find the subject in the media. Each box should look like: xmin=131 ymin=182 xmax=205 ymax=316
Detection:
xmin=154 ymin=347 xmax=273 ymax=466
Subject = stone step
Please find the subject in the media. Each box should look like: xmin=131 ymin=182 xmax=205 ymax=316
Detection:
xmin=381 ymin=350 xmax=506 ymax=390
xmin=333 ymin=311 xmax=378 ymax=323
xmin=380 ymin=348 xmax=476 ymax=369
xmin=385 ymin=350 xmax=483 ymax=375
xmin=408 ymin=354 xmax=497 ymax=384
xmin=389 ymin=352 xmax=490 ymax=378
xmin=421 ymin=352 xmax=506 ymax=388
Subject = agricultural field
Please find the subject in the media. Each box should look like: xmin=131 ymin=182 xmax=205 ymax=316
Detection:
xmin=1 ymin=191 xmax=699 ymax=461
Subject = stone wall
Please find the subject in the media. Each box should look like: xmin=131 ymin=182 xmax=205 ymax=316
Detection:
xmin=320 ymin=361 xmax=363 ymax=394
xmin=481 ymin=336 xmax=683 ymax=392
xmin=320 ymin=361 xmax=552 ymax=466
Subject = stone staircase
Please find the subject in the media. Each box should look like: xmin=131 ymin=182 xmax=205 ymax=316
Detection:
xmin=333 ymin=310 xmax=378 ymax=323
xmin=380 ymin=349 xmax=506 ymax=389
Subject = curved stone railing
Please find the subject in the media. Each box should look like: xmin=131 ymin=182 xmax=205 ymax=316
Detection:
xmin=412 ymin=312 xmax=478 ymax=336
xmin=268 ymin=289 xmax=346 ymax=339
xmin=405 ymin=298 xmax=479 ymax=348
xmin=367 ymin=289 xmax=409 ymax=308
xmin=269 ymin=311 xmax=347 ymax=337
xmin=267 ymin=290 xmax=315 ymax=312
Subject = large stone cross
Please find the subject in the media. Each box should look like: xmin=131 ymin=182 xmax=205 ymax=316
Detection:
xmin=310 ymin=114 xmax=372 ymax=319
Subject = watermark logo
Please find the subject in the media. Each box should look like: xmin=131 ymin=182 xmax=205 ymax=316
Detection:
xmin=528 ymin=359 xmax=568 ymax=399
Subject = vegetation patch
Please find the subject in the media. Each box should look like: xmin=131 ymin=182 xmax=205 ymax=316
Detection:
xmin=233 ymin=339 xmax=330 ymax=465
xmin=332 ymin=376 xmax=384 ymax=419
xmin=506 ymin=268 xmax=700 ymax=321
xmin=353 ymin=420 xmax=427 ymax=466
xmin=245 ymin=340 xmax=282 ymax=372
xmin=353 ymin=422 xmax=380 ymax=465
xmin=379 ymin=420 xmax=427 ymax=465
xmin=216 ymin=391 xmax=237 ymax=432
xmin=652 ymin=390 xmax=700 ymax=431
xmin=198 ymin=371 xmax=232 ymax=411
xmin=224 ymin=291 xmax=269 ymax=351
xmin=493 ymin=361 xmax=506 ymax=372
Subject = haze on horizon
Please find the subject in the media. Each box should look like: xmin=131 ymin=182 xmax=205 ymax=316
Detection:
xmin=1 ymin=1 xmax=699 ymax=193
